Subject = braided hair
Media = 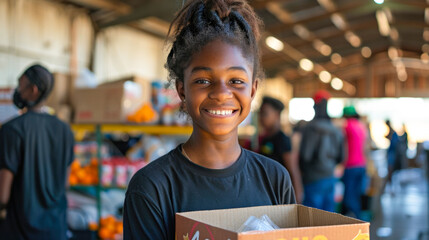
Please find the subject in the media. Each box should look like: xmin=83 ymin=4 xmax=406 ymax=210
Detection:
xmin=166 ymin=0 xmax=264 ymax=85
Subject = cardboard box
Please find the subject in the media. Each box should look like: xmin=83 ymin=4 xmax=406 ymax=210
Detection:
xmin=45 ymin=73 xmax=73 ymax=109
xmin=176 ymin=204 xmax=370 ymax=240
xmin=102 ymin=76 xmax=151 ymax=104
xmin=74 ymin=80 xmax=146 ymax=123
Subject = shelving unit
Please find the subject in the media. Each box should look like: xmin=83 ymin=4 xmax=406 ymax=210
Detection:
xmin=70 ymin=124 xmax=193 ymax=233
xmin=71 ymin=124 xmax=193 ymax=141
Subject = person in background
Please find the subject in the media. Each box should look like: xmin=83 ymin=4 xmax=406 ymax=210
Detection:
xmin=383 ymin=121 xmax=408 ymax=194
xmin=341 ymin=106 xmax=368 ymax=219
xmin=0 ymin=64 xmax=74 ymax=240
xmin=290 ymin=120 xmax=307 ymax=203
xmin=258 ymin=96 xmax=303 ymax=203
xmin=123 ymin=1 xmax=295 ymax=239
xmin=298 ymin=90 xmax=345 ymax=212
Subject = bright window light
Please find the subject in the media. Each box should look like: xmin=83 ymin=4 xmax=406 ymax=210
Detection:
xmin=265 ymin=36 xmax=284 ymax=52
xmin=327 ymin=98 xmax=344 ymax=118
xmin=289 ymin=98 xmax=315 ymax=123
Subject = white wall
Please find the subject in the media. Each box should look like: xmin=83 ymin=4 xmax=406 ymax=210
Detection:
xmin=93 ymin=26 xmax=168 ymax=83
xmin=0 ymin=0 xmax=93 ymax=87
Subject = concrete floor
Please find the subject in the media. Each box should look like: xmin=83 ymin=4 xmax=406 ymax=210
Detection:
xmin=370 ymin=168 xmax=428 ymax=240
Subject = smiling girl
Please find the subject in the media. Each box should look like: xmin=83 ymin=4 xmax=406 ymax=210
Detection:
xmin=123 ymin=1 xmax=296 ymax=239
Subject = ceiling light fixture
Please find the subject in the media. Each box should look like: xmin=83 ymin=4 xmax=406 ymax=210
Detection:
xmin=397 ymin=69 xmax=408 ymax=82
xmin=425 ymin=8 xmax=429 ymax=24
xmin=424 ymin=28 xmax=429 ymax=41
xmin=293 ymin=24 xmax=311 ymax=40
xmin=421 ymin=53 xmax=429 ymax=64
xmin=331 ymin=77 xmax=343 ymax=90
xmin=422 ymin=44 xmax=429 ymax=53
xmin=361 ymin=46 xmax=372 ymax=58
xmin=317 ymin=0 xmax=336 ymax=11
xmin=388 ymin=47 xmax=398 ymax=60
xmin=374 ymin=0 xmax=384 ymax=4
xmin=299 ymin=58 xmax=314 ymax=72
xmin=265 ymin=36 xmax=284 ymax=52
xmin=313 ymin=40 xmax=332 ymax=56
xmin=331 ymin=53 xmax=342 ymax=65
xmin=376 ymin=10 xmax=390 ymax=36
xmin=331 ymin=13 xmax=347 ymax=30
xmin=319 ymin=71 xmax=332 ymax=83
xmin=345 ymin=31 xmax=362 ymax=47
xmin=320 ymin=44 xmax=332 ymax=56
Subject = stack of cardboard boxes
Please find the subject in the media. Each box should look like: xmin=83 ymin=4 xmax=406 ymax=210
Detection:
xmin=45 ymin=75 xmax=151 ymax=124
xmin=73 ymin=76 xmax=151 ymax=124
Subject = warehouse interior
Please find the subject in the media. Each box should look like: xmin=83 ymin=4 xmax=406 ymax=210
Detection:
xmin=0 ymin=0 xmax=428 ymax=239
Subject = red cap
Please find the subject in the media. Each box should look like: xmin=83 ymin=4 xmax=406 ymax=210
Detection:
xmin=313 ymin=90 xmax=331 ymax=104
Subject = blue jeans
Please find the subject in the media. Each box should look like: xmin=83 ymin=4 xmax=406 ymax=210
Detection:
xmin=342 ymin=167 xmax=367 ymax=219
xmin=303 ymin=177 xmax=337 ymax=212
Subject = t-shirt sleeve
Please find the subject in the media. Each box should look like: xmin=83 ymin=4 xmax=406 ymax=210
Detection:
xmin=281 ymin=168 xmax=296 ymax=204
xmin=123 ymin=190 xmax=167 ymax=240
xmin=0 ymin=125 xmax=22 ymax=174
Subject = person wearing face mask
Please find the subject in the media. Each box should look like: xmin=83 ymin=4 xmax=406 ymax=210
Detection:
xmin=0 ymin=64 xmax=74 ymax=240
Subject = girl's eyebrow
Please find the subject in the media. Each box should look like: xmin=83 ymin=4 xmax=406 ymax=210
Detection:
xmin=191 ymin=66 xmax=249 ymax=74
xmin=191 ymin=66 xmax=211 ymax=73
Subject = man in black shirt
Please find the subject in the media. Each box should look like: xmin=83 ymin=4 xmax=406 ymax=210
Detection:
xmin=124 ymin=145 xmax=295 ymax=239
xmin=258 ymin=96 xmax=303 ymax=203
xmin=0 ymin=64 xmax=74 ymax=240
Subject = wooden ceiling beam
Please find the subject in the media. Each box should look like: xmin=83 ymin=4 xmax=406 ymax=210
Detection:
xmin=267 ymin=1 xmax=368 ymax=34
xmin=292 ymin=19 xmax=378 ymax=48
xmin=388 ymin=0 xmax=429 ymax=9
xmin=99 ymin=0 xmax=178 ymax=28
xmin=65 ymin=0 xmax=130 ymax=14
xmin=250 ymin=0 xmax=295 ymax=10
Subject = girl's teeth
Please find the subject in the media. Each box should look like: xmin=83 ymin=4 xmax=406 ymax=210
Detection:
xmin=208 ymin=110 xmax=233 ymax=115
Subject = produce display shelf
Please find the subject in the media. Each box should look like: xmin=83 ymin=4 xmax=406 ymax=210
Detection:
xmin=71 ymin=124 xmax=193 ymax=140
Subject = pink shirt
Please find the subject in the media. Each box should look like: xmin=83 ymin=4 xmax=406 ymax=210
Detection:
xmin=344 ymin=118 xmax=367 ymax=168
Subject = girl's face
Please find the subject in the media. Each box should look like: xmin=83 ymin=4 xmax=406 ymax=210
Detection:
xmin=177 ymin=40 xmax=258 ymax=137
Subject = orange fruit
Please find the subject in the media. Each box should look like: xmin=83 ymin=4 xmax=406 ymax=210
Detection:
xmin=98 ymin=227 xmax=111 ymax=239
xmin=88 ymin=222 xmax=98 ymax=231
xmin=81 ymin=174 xmax=93 ymax=185
xmin=69 ymin=174 xmax=78 ymax=185
xmin=90 ymin=158 xmax=98 ymax=167
xmin=76 ymin=168 xmax=86 ymax=181
xmin=115 ymin=222 xmax=123 ymax=234
xmin=100 ymin=215 xmax=115 ymax=226
xmin=106 ymin=222 xmax=116 ymax=233
xmin=71 ymin=161 xmax=81 ymax=171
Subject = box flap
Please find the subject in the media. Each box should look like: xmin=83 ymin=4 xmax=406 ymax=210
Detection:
xmin=177 ymin=205 xmax=300 ymax=231
xmin=297 ymin=205 xmax=365 ymax=227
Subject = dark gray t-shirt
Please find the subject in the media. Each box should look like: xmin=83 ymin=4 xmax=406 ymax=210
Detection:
xmin=124 ymin=145 xmax=296 ymax=240
xmin=299 ymin=119 xmax=344 ymax=184
xmin=0 ymin=111 xmax=74 ymax=240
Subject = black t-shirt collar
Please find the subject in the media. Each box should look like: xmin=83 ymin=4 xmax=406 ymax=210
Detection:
xmin=175 ymin=144 xmax=246 ymax=178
